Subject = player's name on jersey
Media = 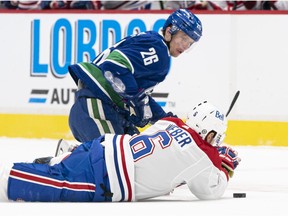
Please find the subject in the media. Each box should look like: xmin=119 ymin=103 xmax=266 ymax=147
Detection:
xmin=166 ymin=124 xmax=192 ymax=148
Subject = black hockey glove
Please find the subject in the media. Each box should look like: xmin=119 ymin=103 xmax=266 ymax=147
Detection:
xmin=124 ymin=123 xmax=140 ymax=135
xmin=165 ymin=111 xmax=178 ymax=118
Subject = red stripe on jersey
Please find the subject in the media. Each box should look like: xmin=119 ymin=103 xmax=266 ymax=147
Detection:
xmin=119 ymin=135 xmax=133 ymax=201
xmin=10 ymin=169 xmax=96 ymax=191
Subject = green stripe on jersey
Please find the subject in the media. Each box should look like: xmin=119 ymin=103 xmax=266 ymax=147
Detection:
xmin=107 ymin=50 xmax=133 ymax=71
xmin=79 ymin=62 xmax=125 ymax=109
xmin=90 ymin=98 xmax=114 ymax=133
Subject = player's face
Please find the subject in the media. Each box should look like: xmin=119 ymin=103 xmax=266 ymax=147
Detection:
xmin=169 ymin=31 xmax=195 ymax=57
xmin=205 ymin=131 xmax=217 ymax=145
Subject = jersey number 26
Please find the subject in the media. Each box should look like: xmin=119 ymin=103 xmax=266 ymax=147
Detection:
xmin=141 ymin=47 xmax=159 ymax=66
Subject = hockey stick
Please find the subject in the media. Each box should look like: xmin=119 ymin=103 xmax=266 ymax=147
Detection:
xmin=226 ymin=90 xmax=240 ymax=117
xmin=159 ymin=1 xmax=164 ymax=9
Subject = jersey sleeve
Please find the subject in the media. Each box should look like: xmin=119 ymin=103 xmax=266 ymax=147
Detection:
xmin=97 ymin=55 xmax=139 ymax=96
xmin=148 ymin=96 xmax=167 ymax=123
xmin=160 ymin=117 xmax=229 ymax=199
xmin=186 ymin=166 xmax=228 ymax=200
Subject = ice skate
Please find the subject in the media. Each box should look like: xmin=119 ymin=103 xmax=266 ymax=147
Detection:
xmin=55 ymin=139 xmax=79 ymax=157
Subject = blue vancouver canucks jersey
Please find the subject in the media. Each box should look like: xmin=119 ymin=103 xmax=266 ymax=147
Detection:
xmin=68 ymin=31 xmax=171 ymax=123
xmin=93 ymin=31 xmax=171 ymax=93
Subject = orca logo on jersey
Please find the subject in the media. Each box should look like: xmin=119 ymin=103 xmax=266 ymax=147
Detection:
xmin=166 ymin=124 xmax=192 ymax=148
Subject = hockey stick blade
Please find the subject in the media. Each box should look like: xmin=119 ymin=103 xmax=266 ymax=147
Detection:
xmin=226 ymin=90 xmax=240 ymax=117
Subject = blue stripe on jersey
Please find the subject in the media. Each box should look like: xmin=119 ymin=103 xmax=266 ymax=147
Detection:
xmin=112 ymin=135 xmax=125 ymax=201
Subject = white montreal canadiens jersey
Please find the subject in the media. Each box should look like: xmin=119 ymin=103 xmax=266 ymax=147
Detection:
xmin=132 ymin=118 xmax=228 ymax=200
xmin=103 ymin=118 xmax=228 ymax=201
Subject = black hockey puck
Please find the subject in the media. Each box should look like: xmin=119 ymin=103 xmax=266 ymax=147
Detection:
xmin=233 ymin=193 xmax=246 ymax=198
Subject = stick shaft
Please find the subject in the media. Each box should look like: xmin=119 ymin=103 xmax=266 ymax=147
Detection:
xmin=226 ymin=90 xmax=240 ymax=117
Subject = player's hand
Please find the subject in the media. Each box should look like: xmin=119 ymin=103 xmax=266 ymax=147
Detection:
xmin=217 ymin=146 xmax=241 ymax=178
xmin=128 ymin=114 xmax=149 ymax=127
xmin=126 ymin=91 xmax=152 ymax=127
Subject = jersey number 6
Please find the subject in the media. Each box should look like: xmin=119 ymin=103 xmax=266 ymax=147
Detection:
xmin=129 ymin=131 xmax=172 ymax=161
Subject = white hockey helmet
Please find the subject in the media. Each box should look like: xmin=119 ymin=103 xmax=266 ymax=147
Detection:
xmin=185 ymin=101 xmax=228 ymax=146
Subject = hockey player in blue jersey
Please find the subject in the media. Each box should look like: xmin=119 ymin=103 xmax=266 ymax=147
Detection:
xmin=68 ymin=9 xmax=203 ymax=142
xmin=0 ymin=101 xmax=240 ymax=202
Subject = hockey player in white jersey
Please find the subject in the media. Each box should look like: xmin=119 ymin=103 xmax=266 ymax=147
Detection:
xmin=0 ymin=101 xmax=240 ymax=202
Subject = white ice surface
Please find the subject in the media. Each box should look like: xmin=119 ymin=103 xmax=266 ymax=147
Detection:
xmin=0 ymin=137 xmax=287 ymax=216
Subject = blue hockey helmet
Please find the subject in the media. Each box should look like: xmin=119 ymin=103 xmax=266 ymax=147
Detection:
xmin=163 ymin=9 xmax=202 ymax=42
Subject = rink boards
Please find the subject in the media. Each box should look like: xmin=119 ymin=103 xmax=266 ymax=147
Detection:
xmin=0 ymin=113 xmax=287 ymax=146
xmin=1 ymin=11 xmax=288 ymax=146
